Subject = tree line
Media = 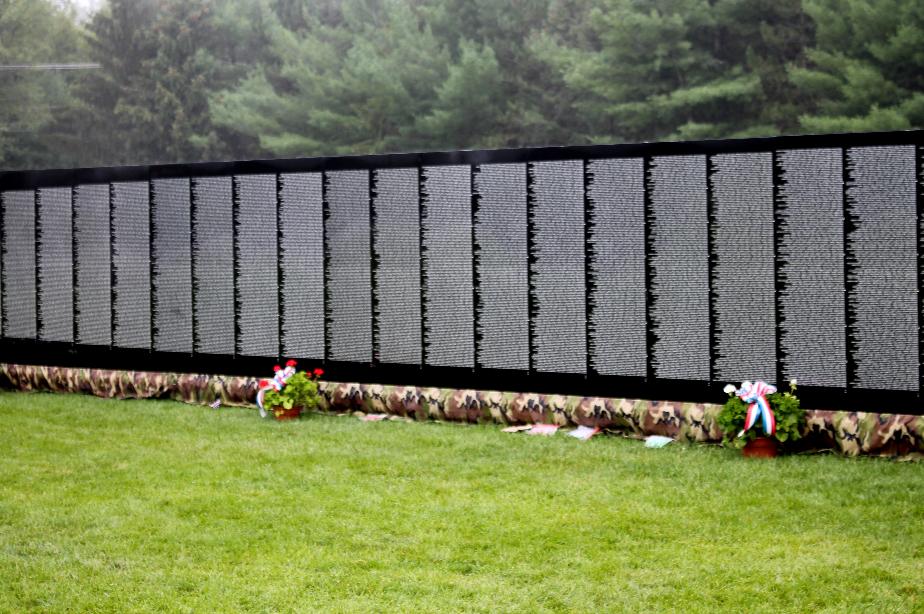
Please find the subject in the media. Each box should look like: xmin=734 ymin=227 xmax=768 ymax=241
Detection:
xmin=2 ymin=0 xmax=922 ymax=170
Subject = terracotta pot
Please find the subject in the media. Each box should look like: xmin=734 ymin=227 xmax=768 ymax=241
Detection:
xmin=273 ymin=406 xmax=303 ymax=421
xmin=743 ymin=436 xmax=778 ymax=458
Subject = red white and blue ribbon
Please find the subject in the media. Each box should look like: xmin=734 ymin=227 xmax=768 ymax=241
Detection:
xmin=256 ymin=361 xmax=297 ymax=418
xmin=256 ymin=380 xmax=280 ymax=418
xmin=736 ymin=380 xmax=777 ymax=437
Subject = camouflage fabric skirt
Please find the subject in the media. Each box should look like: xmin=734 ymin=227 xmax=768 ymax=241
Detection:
xmin=1 ymin=363 xmax=921 ymax=459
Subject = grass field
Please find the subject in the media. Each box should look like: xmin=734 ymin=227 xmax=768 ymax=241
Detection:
xmin=0 ymin=390 xmax=922 ymax=613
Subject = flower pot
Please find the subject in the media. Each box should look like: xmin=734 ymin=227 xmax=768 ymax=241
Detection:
xmin=743 ymin=436 xmax=778 ymax=458
xmin=273 ymin=406 xmax=303 ymax=421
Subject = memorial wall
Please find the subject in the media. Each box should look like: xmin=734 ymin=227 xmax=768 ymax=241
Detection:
xmin=1 ymin=131 xmax=921 ymax=410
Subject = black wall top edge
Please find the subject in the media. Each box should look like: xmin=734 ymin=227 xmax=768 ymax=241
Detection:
xmin=2 ymin=129 xmax=922 ymax=190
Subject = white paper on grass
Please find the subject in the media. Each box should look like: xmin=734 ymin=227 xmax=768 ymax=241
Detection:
xmin=526 ymin=424 xmax=559 ymax=436
xmin=644 ymin=435 xmax=674 ymax=448
xmin=502 ymin=425 xmax=533 ymax=433
xmin=567 ymin=425 xmax=600 ymax=440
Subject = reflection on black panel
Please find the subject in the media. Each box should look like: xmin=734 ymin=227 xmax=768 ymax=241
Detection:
xmin=37 ymin=187 xmax=73 ymax=342
xmin=235 ymin=174 xmax=279 ymax=357
xmin=112 ymin=182 xmax=150 ymax=349
xmin=1 ymin=190 xmax=36 ymax=339
xmin=326 ymin=170 xmax=372 ymax=363
xmin=5 ymin=136 xmax=923 ymax=407
xmin=192 ymin=176 xmax=235 ymax=355
xmin=474 ymin=163 xmax=528 ymax=371
xmin=279 ymin=173 xmax=324 ymax=359
xmin=710 ymin=153 xmax=776 ymax=383
xmin=530 ymin=160 xmax=586 ymax=374
xmin=373 ymin=168 xmax=421 ymax=365
xmin=151 ymin=178 xmax=192 ymax=353
xmin=587 ymin=158 xmax=646 ymax=377
xmin=846 ymin=146 xmax=917 ymax=391
xmin=777 ymin=148 xmax=845 ymax=387
xmin=421 ymin=165 xmax=474 ymax=368
xmin=648 ymin=156 xmax=710 ymax=380
xmin=74 ymin=184 xmax=110 ymax=346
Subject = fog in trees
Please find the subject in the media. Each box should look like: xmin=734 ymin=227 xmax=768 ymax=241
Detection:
xmin=2 ymin=0 xmax=922 ymax=169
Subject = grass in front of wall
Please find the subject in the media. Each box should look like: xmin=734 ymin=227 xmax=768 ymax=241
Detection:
xmin=0 ymin=390 xmax=921 ymax=613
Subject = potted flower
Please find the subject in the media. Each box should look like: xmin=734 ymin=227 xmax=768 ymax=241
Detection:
xmin=716 ymin=379 xmax=804 ymax=457
xmin=257 ymin=360 xmax=324 ymax=420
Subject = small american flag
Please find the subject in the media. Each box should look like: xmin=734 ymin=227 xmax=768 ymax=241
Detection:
xmin=210 ymin=399 xmax=221 ymax=409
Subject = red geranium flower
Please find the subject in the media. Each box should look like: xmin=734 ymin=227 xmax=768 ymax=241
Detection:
xmin=286 ymin=359 xmax=297 ymax=367
xmin=258 ymin=379 xmax=269 ymax=388
xmin=313 ymin=368 xmax=324 ymax=377
xmin=273 ymin=365 xmax=281 ymax=372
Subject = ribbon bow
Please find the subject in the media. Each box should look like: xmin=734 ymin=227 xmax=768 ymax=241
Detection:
xmin=736 ymin=380 xmax=777 ymax=437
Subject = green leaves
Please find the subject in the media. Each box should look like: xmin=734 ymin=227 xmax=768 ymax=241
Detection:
xmin=3 ymin=0 xmax=924 ymax=169
xmin=261 ymin=371 xmax=322 ymax=415
xmin=0 ymin=0 xmax=89 ymax=169
xmin=716 ymin=387 xmax=805 ymax=452
xmin=413 ymin=40 xmax=506 ymax=150
xmin=210 ymin=0 xmax=452 ymax=157
xmin=796 ymin=0 xmax=924 ymax=132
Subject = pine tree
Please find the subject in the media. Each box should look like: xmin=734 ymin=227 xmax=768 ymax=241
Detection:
xmin=792 ymin=0 xmax=924 ymax=132
xmin=421 ymin=0 xmax=582 ymax=148
xmin=556 ymin=0 xmax=818 ymax=142
xmin=0 ymin=0 xmax=88 ymax=169
xmin=413 ymin=40 xmax=507 ymax=149
xmin=77 ymin=0 xmax=250 ymax=166
xmin=75 ymin=0 xmax=159 ymax=165
xmin=210 ymin=0 xmax=450 ymax=156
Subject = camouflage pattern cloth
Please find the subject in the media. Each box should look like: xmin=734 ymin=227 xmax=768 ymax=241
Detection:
xmin=335 ymin=384 xmax=923 ymax=458
xmin=1 ymin=363 xmax=922 ymax=459
xmin=0 ymin=363 xmax=259 ymax=408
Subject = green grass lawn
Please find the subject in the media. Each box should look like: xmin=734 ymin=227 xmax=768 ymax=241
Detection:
xmin=0 ymin=391 xmax=922 ymax=613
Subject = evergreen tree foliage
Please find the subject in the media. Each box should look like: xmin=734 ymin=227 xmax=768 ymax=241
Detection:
xmin=77 ymin=0 xmax=246 ymax=165
xmin=1 ymin=0 xmax=923 ymax=169
xmin=413 ymin=40 xmax=506 ymax=149
xmin=559 ymin=0 xmax=815 ymax=142
xmin=75 ymin=0 xmax=159 ymax=165
xmin=210 ymin=0 xmax=451 ymax=156
xmin=793 ymin=0 xmax=924 ymax=132
xmin=0 ymin=0 xmax=88 ymax=168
